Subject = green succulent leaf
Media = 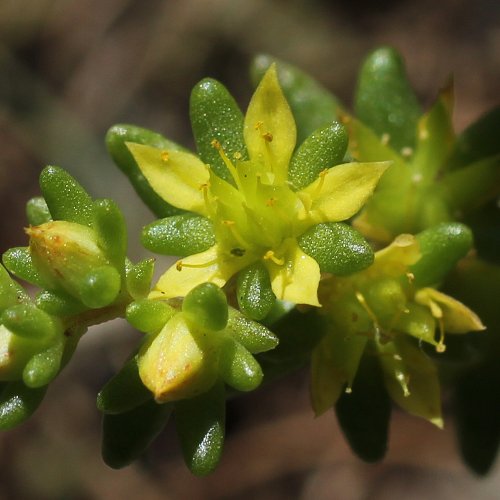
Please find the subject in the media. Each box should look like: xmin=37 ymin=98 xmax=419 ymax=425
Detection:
xmin=355 ymin=46 xmax=421 ymax=153
xmin=219 ymin=338 xmax=263 ymax=392
xmin=2 ymin=247 xmax=44 ymax=287
xmin=288 ymin=122 xmax=348 ymax=190
xmin=1 ymin=303 xmax=60 ymax=342
xmin=126 ymin=299 xmax=176 ymax=335
xmin=142 ymin=215 xmax=215 ymax=257
xmin=106 ymin=124 xmax=186 ymax=217
xmin=101 ymin=398 xmax=172 ymax=469
xmin=446 ymin=105 xmax=500 ymax=170
xmin=22 ymin=338 xmax=64 ymax=388
xmin=0 ymin=264 xmax=29 ymax=311
xmin=411 ymin=222 xmax=473 ymax=287
xmin=226 ymin=308 xmax=279 ymax=354
xmin=26 ymin=197 xmax=51 ymax=226
xmin=190 ymin=78 xmax=248 ymax=183
xmin=454 ymin=361 xmax=500 ymax=476
xmin=35 ymin=290 xmax=87 ymax=316
xmin=0 ymin=381 xmax=47 ymax=429
xmin=97 ymin=354 xmax=153 ymax=414
xmin=93 ymin=199 xmax=127 ymax=271
xmin=39 ymin=166 xmax=94 ymax=227
xmin=78 ymin=266 xmax=121 ymax=309
xmin=298 ymin=222 xmax=374 ymax=275
xmin=125 ymin=258 xmax=155 ymax=301
xmin=175 ymin=381 xmax=225 ymax=476
xmin=236 ymin=261 xmax=276 ymax=321
xmin=182 ymin=283 xmax=228 ymax=332
xmin=335 ymin=350 xmax=391 ymax=462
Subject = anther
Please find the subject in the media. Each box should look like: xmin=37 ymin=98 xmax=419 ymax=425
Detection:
xmin=266 ymin=198 xmax=276 ymax=207
xmin=161 ymin=151 xmax=170 ymax=162
xmin=211 ymin=139 xmax=221 ymax=150
xmin=262 ymin=132 xmax=273 ymax=142
xmin=233 ymin=151 xmax=242 ymax=160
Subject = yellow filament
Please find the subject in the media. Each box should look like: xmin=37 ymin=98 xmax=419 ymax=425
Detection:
xmin=176 ymin=258 xmax=218 ymax=271
xmin=435 ymin=318 xmax=446 ymax=353
xmin=211 ymin=138 xmax=241 ymax=189
xmin=355 ymin=291 xmax=383 ymax=341
xmin=222 ymin=220 xmax=248 ymax=248
xmin=314 ymin=169 xmax=329 ymax=197
xmin=263 ymin=250 xmax=284 ymax=266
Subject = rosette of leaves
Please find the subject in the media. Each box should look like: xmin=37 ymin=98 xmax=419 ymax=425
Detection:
xmin=98 ymin=282 xmax=278 ymax=475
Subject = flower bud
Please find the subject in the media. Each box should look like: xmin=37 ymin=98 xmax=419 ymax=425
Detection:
xmin=138 ymin=314 xmax=219 ymax=403
xmin=27 ymin=221 xmax=121 ymax=308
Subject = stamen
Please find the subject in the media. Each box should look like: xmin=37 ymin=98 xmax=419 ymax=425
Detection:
xmin=211 ymin=138 xmax=241 ymax=189
xmin=199 ymin=182 xmax=215 ymax=218
xmin=355 ymin=291 xmax=383 ymax=341
xmin=406 ymin=272 xmax=415 ymax=284
xmin=381 ymin=133 xmax=390 ymax=146
xmin=314 ymin=169 xmax=329 ymax=197
xmin=263 ymin=250 xmax=284 ymax=266
xmin=396 ymin=371 xmax=410 ymax=396
xmin=222 ymin=220 xmax=249 ymax=248
xmin=233 ymin=151 xmax=242 ymax=160
xmin=266 ymin=197 xmax=276 ymax=207
xmin=161 ymin=151 xmax=170 ymax=162
xmin=262 ymin=132 xmax=273 ymax=142
xmin=435 ymin=318 xmax=446 ymax=353
xmin=176 ymin=258 xmax=218 ymax=271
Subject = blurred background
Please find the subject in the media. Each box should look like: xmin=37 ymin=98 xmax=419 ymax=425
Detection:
xmin=0 ymin=0 xmax=499 ymax=498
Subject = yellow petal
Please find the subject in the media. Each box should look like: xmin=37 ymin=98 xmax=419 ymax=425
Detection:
xmin=126 ymin=142 xmax=210 ymax=215
xmin=415 ymin=288 xmax=485 ymax=333
xmin=371 ymin=234 xmax=421 ymax=278
xmin=244 ymin=64 xmax=296 ymax=185
xmin=378 ymin=336 xmax=443 ymax=428
xmin=265 ymin=242 xmax=321 ymax=306
xmin=149 ymin=245 xmax=246 ymax=299
xmin=301 ymin=161 xmax=390 ymax=223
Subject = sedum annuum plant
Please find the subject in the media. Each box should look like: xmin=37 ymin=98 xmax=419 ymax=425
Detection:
xmin=0 ymin=46 xmax=499 ymax=476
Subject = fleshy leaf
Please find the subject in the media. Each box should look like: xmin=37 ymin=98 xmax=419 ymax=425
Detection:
xmin=190 ymin=78 xmax=248 ymax=183
xmin=288 ymin=122 xmax=347 ymax=190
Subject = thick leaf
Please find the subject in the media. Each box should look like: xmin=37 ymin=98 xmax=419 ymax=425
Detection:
xmin=355 ymin=46 xmax=421 ymax=153
xmin=142 ymin=214 xmax=215 ymax=257
xmin=39 ymin=166 xmax=94 ymax=226
xmin=298 ymin=222 xmax=373 ymax=276
xmin=106 ymin=124 xmax=186 ymax=217
xmin=102 ymin=398 xmax=171 ymax=468
xmin=175 ymin=382 xmax=225 ymax=476
xmin=288 ymin=122 xmax=347 ymax=190
xmin=190 ymin=78 xmax=247 ymax=183
xmin=335 ymin=350 xmax=391 ymax=462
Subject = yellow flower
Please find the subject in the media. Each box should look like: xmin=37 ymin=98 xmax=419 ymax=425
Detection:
xmin=312 ymin=234 xmax=484 ymax=424
xmin=127 ymin=66 xmax=388 ymax=306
